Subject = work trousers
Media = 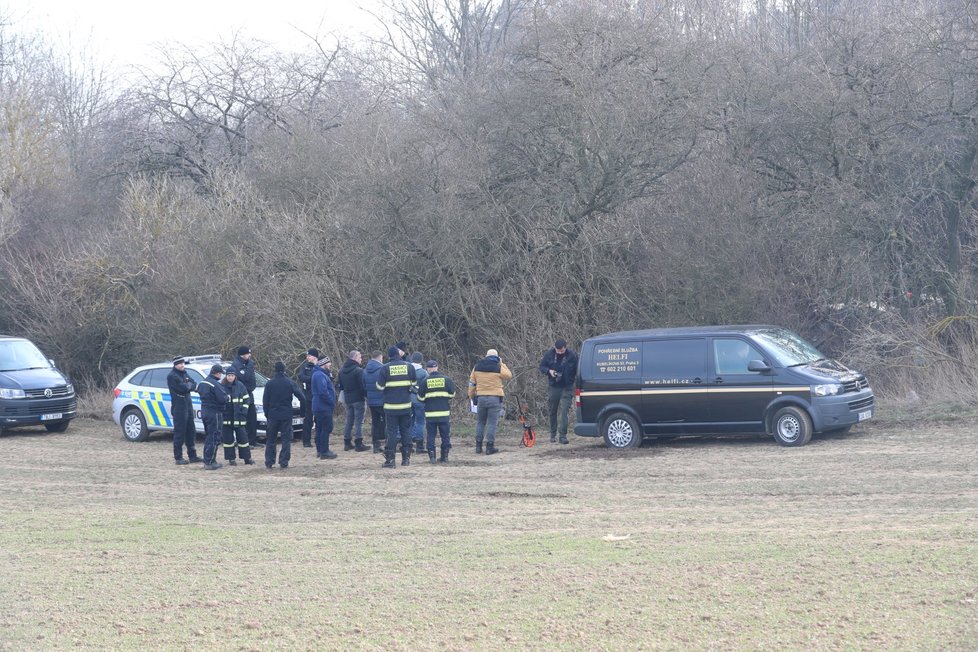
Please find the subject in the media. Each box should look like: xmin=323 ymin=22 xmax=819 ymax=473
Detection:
xmin=201 ymin=411 xmax=222 ymax=465
xmin=302 ymin=391 xmax=314 ymax=445
xmin=171 ymin=398 xmax=197 ymax=460
xmin=384 ymin=412 xmax=413 ymax=453
xmin=222 ymin=424 xmax=252 ymax=462
xmin=425 ymin=419 xmax=451 ymax=452
xmin=265 ymin=416 xmax=293 ymax=468
xmin=369 ymin=406 xmax=386 ymax=445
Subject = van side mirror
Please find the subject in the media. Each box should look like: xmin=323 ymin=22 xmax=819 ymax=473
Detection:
xmin=747 ymin=359 xmax=771 ymax=373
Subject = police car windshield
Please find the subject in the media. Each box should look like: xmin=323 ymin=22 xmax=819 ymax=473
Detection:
xmin=750 ymin=329 xmax=826 ymax=367
xmin=0 ymin=340 xmax=52 ymax=372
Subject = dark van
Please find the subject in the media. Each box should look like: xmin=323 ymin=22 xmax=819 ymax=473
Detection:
xmin=0 ymin=336 xmax=76 ymax=434
xmin=574 ymin=325 xmax=873 ymax=448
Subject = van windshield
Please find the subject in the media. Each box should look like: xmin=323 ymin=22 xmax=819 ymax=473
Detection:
xmin=749 ymin=329 xmax=826 ymax=367
xmin=0 ymin=340 xmax=52 ymax=372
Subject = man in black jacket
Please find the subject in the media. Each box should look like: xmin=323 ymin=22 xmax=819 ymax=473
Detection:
xmin=167 ymin=356 xmax=201 ymax=465
xmin=196 ymin=364 xmax=229 ymax=470
xmin=263 ymin=361 xmax=306 ymax=469
xmin=233 ymin=346 xmax=260 ymax=448
xmin=297 ymin=348 xmax=318 ymax=448
xmin=539 ymin=338 xmax=578 ymax=444
xmin=338 ymin=350 xmax=369 ymax=452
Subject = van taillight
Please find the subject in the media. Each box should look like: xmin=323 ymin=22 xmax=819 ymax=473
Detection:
xmin=575 ymin=387 xmax=581 ymax=407
xmin=113 ymin=387 xmax=121 ymax=398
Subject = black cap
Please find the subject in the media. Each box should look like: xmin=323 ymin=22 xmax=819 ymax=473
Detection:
xmin=210 ymin=364 xmax=224 ymax=375
xmin=172 ymin=356 xmax=186 ymax=365
xmin=387 ymin=346 xmax=400 ymax=359
xmin=224 ymin=366 xmax=237 ymax=376
xmin=555 ymin=338 xmax=567 ymax=349
xmin=307 ymin=348 xmax=319 ymax=358
xmin=238 ymin=346 xmax=251 ymax=356
xmin=274 ymin=361 xmax=286 ymax=373
xmin=425 ymin=360 xmax=438 ymax=368
xmin=395 ymin=341 xmax=408 ymax=351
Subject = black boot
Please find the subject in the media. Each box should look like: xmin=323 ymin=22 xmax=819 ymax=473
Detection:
xmin=344 ymin=439 xmax=354 ymax=451
xmin=486 ymin=444 xmax=499 ymax=455
xmin=428 ymin=450 xmax=437 ymax=464
xmin=382 ymin=451 xmax=396 ymax=468
xmin=372 ymin=440 xmax=383 ymax=453
xmin=354 ymin=439 xmax=369 ymax=452
xmin=476 ymin=441 xmax=483 ymax=454
xmin=416 ymin=440 xmax=425 ymax=454
xmin=401 ymin=450 xmax=411 ymax=466
xmin=439 ymin=448 xmax=449 ymax=463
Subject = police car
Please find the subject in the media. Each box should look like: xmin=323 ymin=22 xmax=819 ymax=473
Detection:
xmin=111 ymin=354 xmax=304 ymax=442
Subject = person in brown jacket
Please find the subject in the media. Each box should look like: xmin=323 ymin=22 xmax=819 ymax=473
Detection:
xmin=467 ymin=348 xmax=513 ymax=454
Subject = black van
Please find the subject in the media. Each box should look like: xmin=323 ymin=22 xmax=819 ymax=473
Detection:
xmin=0 ymin=336 xmax=76 ymax=434
xmin=574 ymin=325 xmax=873 ymax=448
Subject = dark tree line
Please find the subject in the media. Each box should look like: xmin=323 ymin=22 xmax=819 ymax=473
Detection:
xmin=2 ymin=0 xmax=977 ymax=401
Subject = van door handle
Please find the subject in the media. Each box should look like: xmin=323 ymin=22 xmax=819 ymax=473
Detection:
xmin=691 ymin=377 xmax=702 ymax=384
xmin=714 ymin=377 xmax=723 ymax=383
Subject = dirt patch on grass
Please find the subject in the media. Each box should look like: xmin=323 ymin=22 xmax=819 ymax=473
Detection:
xmin=0 ymin=417 xmax=976 ymax=650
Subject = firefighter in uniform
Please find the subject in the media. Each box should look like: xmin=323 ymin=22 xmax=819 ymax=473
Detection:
xmin=233 ymin=346 xmax=260 ymax=448
xmin=377 ymin=345 xmax=417 ymax=468
xmin=297 ymin=348 xmax=318 ymax=447
xmin=417 ymin=359 xmax=456 ymax=464
xmin=220 ymin=367 xmax=253 ymax=465
xmin=167 ymin=356 xmax=201 ymax=465
xmin=196 ymin=364 xmax=229 ymax=470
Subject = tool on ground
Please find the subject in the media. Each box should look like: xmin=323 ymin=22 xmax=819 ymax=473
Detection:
xmin=517 ymin=396 xmax=536 ymax=448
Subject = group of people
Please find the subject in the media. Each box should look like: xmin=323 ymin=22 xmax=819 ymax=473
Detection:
xmin=166 ymin=338 xmax=579 ymax=471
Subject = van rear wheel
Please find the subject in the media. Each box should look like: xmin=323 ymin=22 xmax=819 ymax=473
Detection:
xmin=772 ymin=406 xmax=812 ymax=447
xmin=602 ymin=412 xmax=641 ymax=449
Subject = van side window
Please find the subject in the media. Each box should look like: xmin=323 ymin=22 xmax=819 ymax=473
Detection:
xmin=713 ymin=339 xmax=764 ymax=375
xmin=642 ymin=339 xmax=707 ymax=380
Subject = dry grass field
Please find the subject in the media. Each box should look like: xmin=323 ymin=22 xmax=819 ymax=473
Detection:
xmin=0 ymin=411 xmax=976 ymax=650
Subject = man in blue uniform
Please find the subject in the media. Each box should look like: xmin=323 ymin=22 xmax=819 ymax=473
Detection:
xmin=377 ymin=345 xmax=417 ymax=468
xmin=196 ymin=364 xmax=229 ymax=470
xmin=263 ymin=361 xmax=306 ymax=469
xmin=167 ymin=356 xmax=201 ymax=465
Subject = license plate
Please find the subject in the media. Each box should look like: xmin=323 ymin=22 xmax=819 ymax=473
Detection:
xmin=292 ymin=417 xmax=303 ymax=426
xmin=40 ymin=413 xmax=62 ymax=421
xmin=858 ymin=410 xmax=872 ymax=421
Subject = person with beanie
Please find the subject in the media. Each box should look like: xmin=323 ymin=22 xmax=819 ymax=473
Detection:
xmin=233 ymin=346 xmax=260 ymax=448
xmin=196 ymin=364 xmax=229 ymax=470
xmin=297 ymin=347 xmax=319 ymax=447
xmin=263 ymin=361 xmax=307 ymax=469
xmin=377 ymin=345 xmax=417 ymax=468
xmin=417 ymin=360 xmax=456 ymax=463
xmin=468 ymin=348 xmax=512 ymax=454
xmin=167 ymin=356 xmax=201 ymax=465
xmin=311 ymin=355 xmax=338 ymax=459
xmin=220 ymin=367 xmax=254 ymax=466
xmin=362 ymin=350 xmax=386 ymax=453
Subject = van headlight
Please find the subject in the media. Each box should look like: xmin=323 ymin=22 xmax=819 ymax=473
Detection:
xmin=0 ymin=388 xmax=26 ymax=399
xmin=812 ymin=384 xmax=843 ymax=396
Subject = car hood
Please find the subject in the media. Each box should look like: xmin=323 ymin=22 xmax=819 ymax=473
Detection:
xmin=793 ymin=359 xmax=861 ymax=383
xmin=0 ymin=367 xmax=69 ymax=391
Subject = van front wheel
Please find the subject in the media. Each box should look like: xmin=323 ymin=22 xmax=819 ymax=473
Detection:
xmin=772 ymin=406 xmax=812 ymax=447
xmin=602 ymin=412 xmax=642 ymax=449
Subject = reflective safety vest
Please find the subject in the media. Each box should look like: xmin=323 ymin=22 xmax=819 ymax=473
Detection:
xmin=376 ymin=358 xmax=417 ymax=415
xmin=417 ymin=372 xmax=456 ymax=421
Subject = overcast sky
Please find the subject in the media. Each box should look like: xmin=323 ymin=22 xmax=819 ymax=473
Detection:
xmin=2 ymin=0 xmax=384 ymax=69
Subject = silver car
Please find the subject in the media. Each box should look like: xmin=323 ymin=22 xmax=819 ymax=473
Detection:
xmin=112 ymin=354 xmax=303 ymax=442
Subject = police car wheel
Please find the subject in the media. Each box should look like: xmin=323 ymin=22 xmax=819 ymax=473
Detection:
xmin=602 ymin=412 xmax=641 ymax=449
xmin=772 ymin=406 xmax=812 ymax=447
xmin=122 ymin=408 xmax=150 ymax=442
